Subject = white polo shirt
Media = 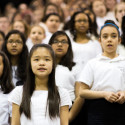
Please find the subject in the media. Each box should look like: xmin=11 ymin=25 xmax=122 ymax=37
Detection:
xmin=78 ymin=55 xmax=125 ymax=92
xmin=0 ymin=87 xmax=11 ymax=125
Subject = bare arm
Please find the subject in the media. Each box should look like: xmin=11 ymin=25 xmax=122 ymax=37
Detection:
xmin=80 ymin=82 xmax=119 ymax=103
xmin=11 ymin=103 xmax=20 ymax=125
xmin=60 ymin=105 xmax=69 ymax=125
xmin=69 ymin=82 xmax=85 ymax=122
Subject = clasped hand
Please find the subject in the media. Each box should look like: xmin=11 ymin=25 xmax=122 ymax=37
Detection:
xmin=104 ymin=91 xmax=125 ymax=104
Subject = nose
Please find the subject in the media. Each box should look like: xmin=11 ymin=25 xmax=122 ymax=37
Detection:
xmin=12 ymin=42 xmax=17 ymax=46
xmin=107 ymin=36 xmax=112 ymax=42
xmin=39 ymin=60 xmax=45 ymax=66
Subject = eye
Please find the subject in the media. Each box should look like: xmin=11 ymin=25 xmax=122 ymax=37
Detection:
xmin=45 ymin=58 xmax=50 ymax=61
xmin=102 ymin=35 xmax=107 ymax=39
xmin=112 ymin=35 xmax=117 ymax=38
xmin=34 ymin=58 xmax=39 ymax=61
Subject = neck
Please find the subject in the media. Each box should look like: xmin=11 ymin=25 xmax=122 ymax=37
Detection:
xmin=102 ymin=52 xmax=118 ymax=59
xmin=35 ymin=76 xmax=48 ymax=90
xmin=56 ymin=57 xmax=61 ymax=64
xmin=76 ymin=32 xmax=89 ymax=43
xmin=11 ymin=56 xmax=19 ymax=66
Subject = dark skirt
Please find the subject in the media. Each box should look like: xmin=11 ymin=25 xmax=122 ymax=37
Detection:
xmin=85 ymin=99 xmax=125 ymax=125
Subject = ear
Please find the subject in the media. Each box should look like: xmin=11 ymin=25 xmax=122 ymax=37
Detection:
xmin=118 ymin=37 xmax=121 ymax=44
xmin=99 ymin=37 xmax=101 ymax=44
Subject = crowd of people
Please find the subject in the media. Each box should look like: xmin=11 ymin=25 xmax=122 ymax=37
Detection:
xmin=0 ymin=0 xmax=125 ymax=125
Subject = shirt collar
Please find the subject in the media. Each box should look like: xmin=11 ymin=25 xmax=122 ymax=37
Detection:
xmin=97 ymin=54 xmax=125 ymax=62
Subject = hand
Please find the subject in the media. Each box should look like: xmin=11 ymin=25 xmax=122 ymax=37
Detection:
xmin=115 ymin=91 xmax=125 ymax=104
xmin=104 ymin=91 xmax=119 ymax=103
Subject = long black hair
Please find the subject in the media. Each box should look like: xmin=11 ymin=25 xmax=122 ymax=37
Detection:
xmin=69 ymin=11 xmax=92 ymax=41
xmin=49 ymin=31 xmax=75 ymax=70
xmin=2 ymin=30 xmax=28 ymax=85
xmin=0 ymin=51 xmax=14 ymax=93
xmin=82 ymin=8 xmax=99 ymax=38
xmin=20 ymin=44 xmax=60 ymax=119
xmin=121 ymin=16 xmax=125 ymax=47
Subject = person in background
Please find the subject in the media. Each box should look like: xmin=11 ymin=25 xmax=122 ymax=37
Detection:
xmin=26 ymin=25 xmax=45 ymax=52
xmin=2 ymin=30 xmax=28 ymax=86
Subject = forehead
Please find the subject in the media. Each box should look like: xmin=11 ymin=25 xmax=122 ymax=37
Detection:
xmin=75 ymin=13 xmax=88 ymax=19
xmin=14 ymin=21 xmax=24 ymax=25
xmin=32 ymin=47 xmax=52 ymax=57
xmin=48 ymin=15 xmax=60 ymax=20
xmin=101 ymin=26 xmax=118 ymax=34
xmin=8 ymin=34 xmax=21 ymax=39
xmin=55 ymin=35 xmax=68 ymax=40
xmin=116 ymin=3 xmax=125 ymax=10
xmin=31 ymin=26 xmax=44 ymax=32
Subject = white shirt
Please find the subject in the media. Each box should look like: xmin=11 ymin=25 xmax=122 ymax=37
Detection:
xmin=0 ymin=87 xmax=11 ymax=125
xmin=55 ymin=65 xmax=81 ymax=101
xmin=12 ymin=66 xmax=18 ymax=86
xmin=117 ymin=44 xmax=125 ymax=57
xmin=9 ymin=86 xmax=72 ymax=125
xmin=78 ymin=55 xmax=125 ymax=92
xmin=71 ymin=39 xmax=102 ymax=67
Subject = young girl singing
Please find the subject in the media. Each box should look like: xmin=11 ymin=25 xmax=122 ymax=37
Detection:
xmin=0 ymin=51 xmax=14 ymax=125
xmin=9 ymin=44 xmax=71 ymax=125
xmin=78 ymin=20 xmax=125 ymax=124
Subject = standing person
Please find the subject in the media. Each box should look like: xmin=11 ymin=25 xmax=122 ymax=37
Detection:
xmin=78 ymin=20 xmax=125 ymax=124
xmin=9 ymin=44 xmax=71 ymax=125
xmin=26 ymin=25 xmax=45 ymax=52
xmin=0 ymin=51 xmax=14 ymax=125
xmin=66 ymin=11 xmax=102 ymax=73
xmin=2 ymin=30 xmax=28 ymax=86
xmin=49 ymin=31 xmax=85 ymax=124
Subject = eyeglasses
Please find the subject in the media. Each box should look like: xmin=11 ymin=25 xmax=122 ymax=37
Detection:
xmin=7 ymin=40 xmax=23 ymax=45
xmin=53 ymin=40 xmax=68 ymax=45
xmin=75 ymin=19 xmax=88 ymax=23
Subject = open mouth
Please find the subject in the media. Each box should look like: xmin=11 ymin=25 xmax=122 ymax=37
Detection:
xmin=38 ymin=68 xmax=46 ymax=71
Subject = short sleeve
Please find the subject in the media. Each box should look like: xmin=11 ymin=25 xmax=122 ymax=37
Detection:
xmin=58 ymin=87 xmax=72 ymax=108
xmin=8 ymin=86 xmax=23 ymax=106
xmin=77 ymin=61 xmax=94 ymax=87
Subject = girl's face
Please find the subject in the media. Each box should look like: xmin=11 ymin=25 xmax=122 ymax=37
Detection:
xmin=7 ymin=34 xmax=23 ymax=56
xmin=0 ymin=56 xmax=4 ymax=77
xmin=45 ymin=15 xmax=60 ymax=33
xmin=13 ymin=21 xmax=25 ymax=33
xmin=0 ymin=34 xmax=4 ymax=50
xmin=29 ymin=26 xmax=45 ymax=44
xmin=75 ymin=13 xmax=89 ymax=33
xmin=100 ymin=26 xmax=121 ymax=56
xmin=31 ymin=47 xmax=53 ymax=79
xmin=92 ymin=0 xmax=106 ymax=17
xmin=115 ymin=3 xmax=125 ymax=23
xmin=46 ymin=5 xmax=58 ymax=15
xmin=52 ymin=35 xmax=69 ymax=58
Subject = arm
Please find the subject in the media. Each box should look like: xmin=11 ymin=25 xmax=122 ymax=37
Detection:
xmin=60 ymin=105 xmax=69 ymax=125
xmin=11 ymin=103 xmax=20 ymax=125
xmin=69 ymin=82 xmax=84 ymax=122
xmin=80 ymin=82 xmax=119 ymax=103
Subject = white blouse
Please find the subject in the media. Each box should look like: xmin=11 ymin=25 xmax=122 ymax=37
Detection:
xmin=9 ymin=86 xmax=72 ymax=125
xmin=0 ymin=87 xmax=11 ymax=125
